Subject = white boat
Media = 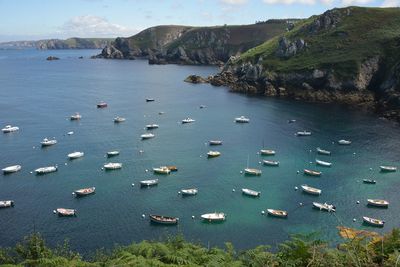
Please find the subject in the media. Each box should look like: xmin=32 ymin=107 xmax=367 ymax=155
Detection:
xmin=182 ymin=118 xmax=195 ymax=124
xmin=363 ymin=216 xmax=385 ymax=227
xmin=140 ymin=179 xmax=159 ymax=187
xmin=103 ymin=162 xmax=122 ymax=170
xmin=315 ymin=159 xmax=332 ymax=167
xmin=114 ymin=116 xmax=126 ymax=123
xmin=338 ymin=139 xmax=351 ymax=145
xmin=35 ymin=166 xmax=57 ymax=174
xmin=313 ymin=202 xmax=336 ymax=212
xmin=242 ymin=188 xmax=261 ymax=197
xmin=244 ymin=168 xmax=262 ymax=175
xmin=207 ymin=151 xmax=221 ymax=158
xmin=2 ymin=125 xmax=19 ymax=133
xmin=199 ymin=105 xmax=206 ymax=109
xmin=153 ymin=166 xmax=171 ymax=174
xmin=54 ymin=208 xmax=76 ymax=217
xmin=68 ymin=151 xmax=84 ymax=159
xmin=73 ymin=187 xmax=95 ymax=196
xmin=181 ymin=188 xmax=198 ymax=196
xmin=70 ymin=113 xmax=81 ymax=120
xmin=67 ymin=131 xmax=74 ymax=135
xmin=301 ymin=184 xmax=321 ymax=195
xmin=304 ymin=169 xmax=322 ymax=176
xmin=380 ymin=166 xmax=397 ymax=172
xmin=288 ymin=119 xmax=296 ymax=123
xmin=363 ymin=179 xmax=377 ymax=184
xmin=0 ymin=200 xmax=14 ymax=208
xmin=146 ymin=124 xmax=159 ymax=129
xmin=201 ymin=212 xmax=226 ymax=222
xmin=296 ymin=131 xmax=312 ymax=136
xmin=146 ymin=98 xmax=155 ymax=102
xmin=107 ymin=151 xmax=120 ymax=157
xmin=235 ymin=116 xmax=250 ymax=123
xmin=260 ymin=149 xmax=275 ymax=155
xmin=209 ymin=140 xmax=222 ymax=145
xmin=141 ymin=133 xmax=155 ymax=139
xmin=263 ymin=160 xmax=279 ymax=166
xmin=316 ymin=147 xmax=331 ymax=155
xmin=41 ymin=138 xmax=57 ymax=146
xmin=2 ymin=165 xmax=21 ymax=174
xmin=267 ymin=209 xmax=288 ymax=218
xmin=367 ymin=199 xmax=389 ymax=208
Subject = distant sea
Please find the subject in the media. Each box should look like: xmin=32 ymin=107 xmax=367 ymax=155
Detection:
xmin=1 ymin=49 xmax=399 ymax=254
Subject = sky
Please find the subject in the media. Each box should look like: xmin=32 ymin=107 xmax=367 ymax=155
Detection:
xmin=0 ymin=0 xmax=398 ymax=42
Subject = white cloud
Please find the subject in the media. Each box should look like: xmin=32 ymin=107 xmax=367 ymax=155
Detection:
xmin=341 ymin=0 xmax=373 ymax=5
xmin=220 ymin=0 xmax=248 ymax=5
xmin=58 ymin=15 xmax=136 ymax=37
xmin=380 ymin=0 xmax=400 ymax=6
xmin=263 ymin=0 xmax=316 ymax=4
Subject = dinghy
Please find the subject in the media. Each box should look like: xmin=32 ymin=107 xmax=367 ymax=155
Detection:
xmin=242 ymin=188 xmax=261 ymax=197
xmin=182 ymin=118 xmax=195 ymax=124
xmin=316 ymin=147 xmax=331 ymax=155
xmin=73 ymin=187 xmax=95 ymax=197
xmin=301 ymin=184 xmax=322 ymax=195
xmin=267 ymin=209 xmax=288 ymax=218
xmin=146 ymin=124 xmax=159 ymax=129
xmin=2 ymin=165 xmax=21 ymax=174
xmin=363 ymin=216 xmax=384 ymax=227
xmin=313 ymin=202 xmax=336 ymax=212
xmin=68 ymin=151 xmax=84 ymax=159
xmin=235 ymin=116 xmax=250 ymax=123
xmin=367 ymin=199 xmax=389 ymax=208
xmin=380 ymin=166 xmax=397 ymax=172
xmin=209 ymin=140 xmax=222 ymax=145
xmin=153 ymin=166 xmax=171 ymax=174
xmin=41 ymin=138 xmax=57 ymax=147
xmin=114 ymin=116 xmax=126 ymax=123
xmin=363 ymin=179 xmax=376 ymax=184
xmin=2 ymin=125 xmax=19 ymax=133
xmin=107 ymin=151 xmax=120 ymax=157
xmin=201 ymin=212 xmax=226 ymax=222
xmin=207 ymin=151 xmax=221 ymax=158
xmin=141 ymin=133 xmax=155 ymax=139
xmin=315 ymin=159 xmax=332 ymax=167
xmin=263 ymin=160 xmax=279 ymax=166
xmin=54 ymin=208 xmax=76 ymax=216
xmin=140 ymin=179 xmax=159 ymax=187
xmin=149 ymin=215 xmax=179 ymax=225
xmin=70 ymin=112 xmax=81 ymax=120
xmin=35 ymin=166 xmax=57 ymax=174
xmin=260 ymin=149 xmax=275 ymax=155
xmin=0 ymin=200 xmax=14 ymax=208
xmin=97 ymin=101 xmax=107 ymax=108
xmin=103 ymin=163 xmax=122 ymax=170
xmin=304 ymin=169 xmax=322 ymax=176
xmin=296 ymin=131 xmax=311 ymax=136
xmin=181 ymin=188 xmax=198 ymax=196
xmin=338 ymin=139 xmax=351 ymax=145
xmin=244 ymin=168 xmax=262 ymax=176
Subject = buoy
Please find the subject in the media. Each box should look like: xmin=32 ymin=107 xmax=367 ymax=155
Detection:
xmin=145 ymin=169 xmax=148 ymax=172
xmin=353 ymin=152 xmax=356 ymax=155
xmin=369 ymin=168 xmax=373 ymax=171
xmin=294 ymin=186 xmax=298 ymax=190
xmin=232 ymin=189 xmax=235 ymax=192
xmin=53 ymin=210 xmax=57 ymax=214
xmin=131 ymin=183 xmax=134 ymax=187
xmin=258 ymin=161 xmax=261 ymax=164
xmin=356 ymin=201 xmax=360 ymax=204
xmin=72 ymin=192 xmax=75 ymax=195
xmin=192 ymin=215 xmax=195 ymax=219
xmin=30 ymin=171 xmax=33 ymax=174
xmin=261 ymin=210 xmax=265 ymax=215
xmin=178 ymin=191 xmax=181 ymax=194
xmin=256 ymin=152 xmax=260 ymax=155
xmin=240 ymin=171 xmax=243 ymax=174
xmin=65 ymin=163 xmax=67 ymax=166
xmin=332 ymin=141 xmax=335 ymax=144
xmin=101 ymin=167 xmax=104 ymax=170
xmin=296 ymin=170 xmax=300 ymax=174
xmin=353 ymin=218 xmax=357 ymax=222
xmin=309 ymin=161 xmax=313 ymax=164
xmin=299 ymin=202 xmax=303 ymax=206
xmin=33 ymin=146 xmax=35 ymax=149
xmin=200 ymin=155 xmax=202 ymax=158
xmin=309 ymin=149 xmax=312 ymax=152
xmin=142 ymin=214 xmax=145 ymax=218
xmin=139 ymin=150 xmax=144 ymax=153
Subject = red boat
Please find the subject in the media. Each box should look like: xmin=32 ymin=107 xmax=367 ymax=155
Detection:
xmin=97 ymin=101 xmax=108 ymax=108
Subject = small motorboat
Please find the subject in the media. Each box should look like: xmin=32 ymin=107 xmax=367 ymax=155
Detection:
xmin=301 ymin=184 xmax=322 ymax=195
xmin=103 ymin=162 xmax=122 ymax=170
xmin=146 ymin=124 xmax=159 ymax=130
xmin=67 ymin=131 xmax=74 ymax=135
xmin=141 ymin=133 xmax=155 ymax=139
xmin=35 ymin=166 xmax=58 ymax=174
xmin=260 ymin=149 xmax=275 ymax=156
xmin=288 ymin=119 xmax=296 ymax=123
xmin=363 ymin=179 xmax=376 ymax=184
xmin=338 ymin=139 xmax=351 ymax=145
xmin=209 ymin=140 xmax=222 ymax=146
xmin=263 ymin=160 xmax=279 ymax=166
xmin=146 ymin=98 xmax=155 ymax=102
xmin=367 ymin=199 xmax=389 ymax=208
xmin=182 ymin=118 xmax=195 ymax=124
xmin=166 ymin=166 xmax=178 ymax=172
xmin=207 ymin=151 xmax=221 ymax=158
xmin=114 ymin=116 xmax=126 ymax=123
xmin=315 ymin=159 xmax=332 ymax=167
xmin=316 ymin=147 xmax=331 ymax=155
xmin=199 ymin=105 xmax=206 ymax=109
xmin=149 ymin=215 xmax=179 ymax=225
xmin=242 ymin=188 xmax=261 ymax=197
xmin=41 ymin=138 xmax=57 ymax=147
xmin=296 ymin=131 xmax=312 ymax=136
xmin=304 ymin=169 xmax=322 ymax=176
xmin=201 ymin=212 xmax=226 ymax=222
xmin=0 ymin=200 xmax=14 ymax=208
xmin=244 ymin=168 xmax=262 ymax=176
xmin=158 ymin=111 xmax=165 ymax=115
xmin=140 ymin=179 xmax=159 ymax=187
xmin=235 ymin=116 xmax=250 ymax=123
xmin=70 ymin=112 xmax=82 ymax=120
xmin=267 ymin=209 xmax=288 ymax=218
xmin=380 ymin=166 xmax=397 ymax=172
xmin=97 ymin=101 xmax=107 ymax=108
xmin=73 ymin=187 xmax=95 ymax=197
xmin=153 ymin=166 xmax=171 ymax=174
xmin=107 ymin=151 xmax=120 ymax=157
xmin=313 ymin=202 xmax=336 ymax=212
xmin=2 ymin=165 xmax=21 ymax=174
xmin=54 ymin=208 xmax=76 ymax=217
xmin=2 ymin=125 xmax=19 ymax=133
xmin=68 ymin=151 xmax=84 ymax=159
xmin=181 ymin=188 xmax=198 ymax=196
xmin=363 ymin=216 xmax=385 ymax=227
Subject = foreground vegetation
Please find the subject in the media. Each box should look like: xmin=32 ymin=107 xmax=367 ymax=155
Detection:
xmin=1 ymin=228 xmax=400 ymax=266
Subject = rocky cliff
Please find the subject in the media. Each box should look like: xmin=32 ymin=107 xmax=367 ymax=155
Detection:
xmin=0 ymin=38 xmax=113 ymax=50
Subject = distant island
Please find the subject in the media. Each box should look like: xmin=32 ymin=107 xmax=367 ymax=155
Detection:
xmin=0 ymin=37 xmax=113 ymax=50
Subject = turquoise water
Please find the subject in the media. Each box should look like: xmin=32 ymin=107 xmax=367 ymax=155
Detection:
xmin=1 ymin=49 xmax=400 ymax=253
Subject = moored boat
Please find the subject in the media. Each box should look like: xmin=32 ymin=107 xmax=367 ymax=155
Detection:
xmin=0 ymin=200 xmax=14 ymax=208
xmin=235 ymin=116 xmax=250 ymax=123
xmin=363 ymin=179 xmax=376 ymax=184
xmin=207 ymin=151 xmax=221 ymax=158
xmin=181 ymin=188 xmax=198 ymax=196
xmin=367 ymin=199 xmax=389 ymax=208
xmin=301 ymin=184 xmax=322 ymax=195
xmin=313 ymin=202 xmax=336 ymax=212
xmin=363 ymin=216 xmax=384 ymax=227
xmin=153 ymin=166 xmax=171 ymax=174
xmin=97 ymin=101 xmax=107 ymax=108
xmin=182 ymin=118 xmax=195 ymax=124
xmin=107 ymin=151 xmax=120 ymax=157
xmin=260 ymin=149 xmax=276 ymax=155
xmin=146 ymin=98 xmax=155 ymax=102
xmin=267 ymin=209 xmax=288 ymax=218
xmin=70 ymin=112 xmax=81 ymax=120
xmin=35 ymin=166 xmax=57 ymax=174
xmin=146 ymin=124 xmax=159 ymax=129
xmin=315 ymin=159 xmax=332 ymax=167
xmin=242 ymin=188 xmax=261 ymax=197
xmin=149 ymin=214 xmax=179 ymax=225
xmin=304 ymin=169 xmax=322 ymax=176
xmin=103 ymin=162 xmax=122 ymax=170
xmin=316 ymin=147 xmax=331 ymax=155
xmin=54 ymin=208 xmax=76 ymax=217
xmin=338 ymin=139 xmax=351 ymax=145
xmin=288 ymin=119 xmax=296 ymax=123
xmin=209 ymin=140 xmax=222 ymax=146
xmin=41 ymin=138 xmax=57 ymax=147
xmin=2 ymin=125 xmax=19 ymax=133
xmin=296 ymin=131 xmax=312 ymax=136
xmin=380 ymin=166 xmax=397 ymax=172
xmin=140 ymin=179 xmax=159 ymax=187
xmin=68 ymin=151 xmax=84 ymax=159
xmin=73 ymin=187 xmax=95 ymax=197
xmin=263 ymin=160 xmax=279 ymax=166
xmin=201 ymin=212 xmax=226 ymax=222
xmin=2 ymin=165 xmax=21 ymax=174
xmin=141 ymin=133 xmax=155 ymax=139
xmin=114 ymin=116 xmax=126 ymax=123
xmin=244 ymin=168 xmax=262 ymax=176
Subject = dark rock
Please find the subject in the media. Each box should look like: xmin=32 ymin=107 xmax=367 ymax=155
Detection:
xmin=46 ymin=56 xmax=59 ymax=61
xmin=276 ymin=37 xmax=307 ymax=58
xmin=184 ymin=75 xmax=208 ymax=84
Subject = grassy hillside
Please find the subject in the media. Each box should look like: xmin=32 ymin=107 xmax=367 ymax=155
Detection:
xmin=36 ymin=38 xmax=113 ymax=50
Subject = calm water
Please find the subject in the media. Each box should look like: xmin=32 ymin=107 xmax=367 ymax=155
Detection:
xmin=1 ymin=49 xmax=400 ymax=253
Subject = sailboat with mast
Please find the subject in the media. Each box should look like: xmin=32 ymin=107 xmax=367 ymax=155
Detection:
xmin=244 ymin=155 xmax=262 ymax=176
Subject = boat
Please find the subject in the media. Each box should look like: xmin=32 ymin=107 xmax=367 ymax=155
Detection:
xmin=73 ymin=187 xmax=95 ymax=197
xmin=97 ymin=101 xmax=107 ymax=108
xmin=68 ymin=151 xmax=84 ymax=159
xmin=166 ymin=166 xmax=178 ymax=172
xmin=149 ymin=215 xmax=179 ymax=225
xmin=35 ymin=166 xmax=57 ymax=174
xmin=296 ymin=131 xmax=312 ymax=136
xmin=146 ymin=124 xmax=159 ymax=130
xmin=2 ymin=125 xmax=19 ymax=133
xmin=153 ymin=166 xmax=171 ymax=174
xmin=363 ymin=216 xmax=385 ymax=227
xmin=242 ymin=188 xmax=261 ymax=197
xmin=0 ymin=200 xmax=14 ymax=208
xmin=338 ymin=139 xmax=351 ymax=145
xmin=2 ymin=165 xmax=21 ymax=174
xmin=141 ymin=133 xmax=155 ymax=139
xmin=54 ymin=208 xmax=76 ymax=217
xmin=367 ymin=199 xmax=389 ymax=208
xmin=313 ymin=202 xmax=336 ymax=212
xmin=244 ymin=168 xmax=262 ymax=175
xmin=380 ymin=166 xmax=397 ymax=172
xmin=301 ymin=184 xmax=322 ymax=195
xmin=288 ymin=119 xmax=296 ymax=123
xmin=235 ymin=116 xmax=250 ymax=123
xmin=316 ymin=147 xmax=331 ymax=155
xmin=146 ymin=98 xmax=155 ymax=102
xmin=209 ymin=140 xmax=222 ymax=146
xmin=207 ymin=151 xmax=221 ymax=158
xmin=315 ymin=159 xmax=332 ymax=167
xmin=182 ymin=118 xmax=195 ymax=124
xmin=70 ymin=112 xmax=82 ymax=120
xmin=140 ymin=179 xmax=159 ymax=187
xmin=41 ymin=138 xmax=57 ymax=147
xmin=67 ymin=131 xmax=74 ymax=135
xmin=107 ymin=151 xmax=120 ymax=157
xmin=260 ymin=149 xmax=276 ymax=155
xmin=363 ymin=179 xmax=376 ymax=184
xmin=267 ymin=209 xmax=288 ymax=218
xmin=114 ymin=116 xmax=126 ymax=123
xmin=263 ymin=160 xmax=279 ymax=166
xmin=201 ymin=212 xmax=226 ymax=222
xmin=103 ymin=163 xmax=122 ymax=170
xmin=181 ymin=188 xmax=198 ymax=195
xmin=199 ymin=105 xmax=206 ymax=109
xmin=304 ymin=169 xmax=322 ymax=176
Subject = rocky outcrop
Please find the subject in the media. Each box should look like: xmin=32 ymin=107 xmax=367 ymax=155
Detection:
xmin=276 ymin=37 xmax=307 ymax=58
xmin=46 ymin=56 xmax=60 ymax=61
xmin=305 ymin=8 xmax=351 ymax=34
xmin=184 ymin=75 xmax=208 ymax=84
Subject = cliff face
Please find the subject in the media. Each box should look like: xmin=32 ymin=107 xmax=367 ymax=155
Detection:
xmin=0 ymin=38 xmax=113 ymax=50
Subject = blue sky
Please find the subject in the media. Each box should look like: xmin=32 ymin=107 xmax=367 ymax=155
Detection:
xmin=0 ymin=0 xmax=398 ymax=41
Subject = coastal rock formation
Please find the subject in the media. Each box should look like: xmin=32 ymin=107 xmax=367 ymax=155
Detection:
xmin=184 ymin=75 xmax=208 ymax=84
xmin=46 ymin=56 xmax=60 ymax=60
